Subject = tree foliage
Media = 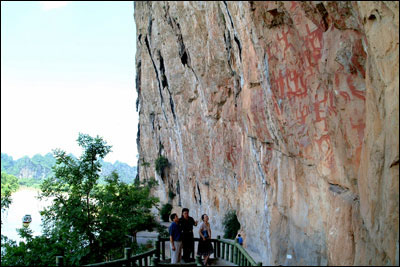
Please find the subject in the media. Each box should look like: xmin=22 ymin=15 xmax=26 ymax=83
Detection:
xmin=1 ymin=172 xmax=19 ymax=213
xmin=1 ymin=133 xmax=160 ymax=266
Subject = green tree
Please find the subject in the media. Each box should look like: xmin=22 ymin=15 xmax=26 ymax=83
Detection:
xmin=1 ymin=227 xmax=65 ymax=266
xmin=1 ymin=133 xmax=160 ymax=266
xmin=1 ymin=172 xmax=19 ymax=213
xmin=38 ymin=133 xmax=112 ymax=264
xmin=93 ymin=171 xmax=159 ymax=260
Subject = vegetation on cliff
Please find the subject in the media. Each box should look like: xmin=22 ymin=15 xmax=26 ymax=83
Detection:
xmin=222 ymin=210 xmax=241 ymax=239
xmin=155 ymin=155 xmax=169 ymax=178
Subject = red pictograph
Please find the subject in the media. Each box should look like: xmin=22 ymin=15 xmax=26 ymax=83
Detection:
xmin=305 ymin=23 xmax=323 ymax=65
xmin=260 ymin=1 xmax=368 ymax=176
xmin=296 ymin=104 xmax=310 ymax=125
xmin=350 ymin=117 xmax=366 ymax=144
xmin=347 ymin=75 xmax=366 ymax=101
xmin=286 ymin=69 xmax=308 ymax=98
xmin=277 ymin=27 xmax=294 ymax=53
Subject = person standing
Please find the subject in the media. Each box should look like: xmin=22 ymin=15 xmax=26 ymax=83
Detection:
xmin=237 ymin=234 xmax=243 ymax=246
xmin=169 ymin=213 xmax=182 ymax=264
xmin=197 ymin=214 xmax=214 ymax=266
xmin=179 ymin=208 xmax=198 ymax=262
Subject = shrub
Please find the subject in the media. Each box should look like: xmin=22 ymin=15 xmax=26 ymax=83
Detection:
xmin=160 ymin=203 xmax=173 ymax=222
xmin=155 ymin=156 xmax=169 ymax=177
xmin=156 ymin=223 xmax=169 ymax=238
xmin=146 ymin=177 xmax=158 ymax=189
xmin=168 ymin=190 xmax=176 ymax=200
xmin=222 ymin=210 xmax=241 ymax=239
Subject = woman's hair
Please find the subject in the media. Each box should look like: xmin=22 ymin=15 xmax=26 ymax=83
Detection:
xmin=201 ymin=214 xmax=207 ymax=221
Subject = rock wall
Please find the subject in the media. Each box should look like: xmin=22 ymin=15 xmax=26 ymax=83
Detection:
xmin=134 ymin=1 xmax=399 ymax=265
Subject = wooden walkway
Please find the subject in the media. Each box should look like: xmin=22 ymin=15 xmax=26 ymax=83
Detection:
xmin=57 ymin=224 xmax=263 ymax=266
xmin=137 ymin=222 xmax=264 ymax=265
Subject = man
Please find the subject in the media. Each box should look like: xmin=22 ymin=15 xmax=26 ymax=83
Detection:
xmin=179 ymin=208 xmax=198 ymax=262
xmin=169 ymin=213 xmax=182 ymax=264
xmin=237 ymin=234 xmax=243 ymax=246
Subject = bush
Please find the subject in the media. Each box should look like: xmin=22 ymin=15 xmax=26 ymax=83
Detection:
xmin=156 ymin=223 xmax=169 ymax=238
xmin=155 ymin=156 xmax=169 ymax=177
xmin=147 ymin=177 xmax=158 ymax=189
xmin=160 ymin=203 xmax=173 ymax=222
xmin=222 ymin=210 xmax=241 ymax=239
xmin=168 ymin=190 xmax=176 ymax=200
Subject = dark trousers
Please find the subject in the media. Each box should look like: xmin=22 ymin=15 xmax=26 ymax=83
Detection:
xmin=181 ymin=233 xmax=194 ymax=261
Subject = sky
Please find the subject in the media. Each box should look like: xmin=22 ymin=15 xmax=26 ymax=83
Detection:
xmin=1 ymin=1 xmax=138 ymax=166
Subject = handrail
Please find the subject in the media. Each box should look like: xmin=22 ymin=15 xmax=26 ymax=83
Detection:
xmin=155 ymin=235 xmax=262 ymax=266
xmin=56 ymin=235 xmax=262 ymax=266
xmin=75 ymin=247 xmax=157 ymax=267
xmin=215 ymin=236 xmax=262 ymax=266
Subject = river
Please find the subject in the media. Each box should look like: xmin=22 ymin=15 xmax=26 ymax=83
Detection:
xmin=1 ymin=187 xmax=53 ymax=243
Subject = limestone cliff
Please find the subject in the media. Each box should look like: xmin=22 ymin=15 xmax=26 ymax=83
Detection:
xmin=134 ymin=2 xmax=399 ymax=265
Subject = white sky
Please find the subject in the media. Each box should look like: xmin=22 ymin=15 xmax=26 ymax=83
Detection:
xmin=1 ymin=1 xmax=138 ymax=166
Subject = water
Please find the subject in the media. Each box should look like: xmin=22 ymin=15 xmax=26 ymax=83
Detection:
xmin=1 ymin=187 xmax=53 ymax=243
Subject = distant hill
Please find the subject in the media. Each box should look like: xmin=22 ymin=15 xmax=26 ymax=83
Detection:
xmin=1 ymin=153 xmax=137 ymax=184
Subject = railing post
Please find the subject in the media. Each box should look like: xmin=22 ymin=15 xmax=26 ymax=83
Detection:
xmin=124 ymin=247 xmax=132 ymax=260
xmin=234 ymin=239 xmax=239 ymax=265
xmin=195 ymin=255 xmax=202 ymax=266
xmin=221 ymin=241 xmax=225 ymax=260
xmin=156 ymin=235 xmax=161 ymax=259
xmin=213 ymin=240 xmax=217 ymax=259
xmin=216 ymin=236 xmax=221 ymax=258
xmin=161 ymin=240 xmax=166 ymax=261
xmin=56 ymin=256 xmax=63 ymax=266
xmin=229 ymin=244 xmax=233 ymax=263
xmin=151 ymin=256 xmax=159 ymax=266
xmin=257 ymin=262 xmax=263 ymax=266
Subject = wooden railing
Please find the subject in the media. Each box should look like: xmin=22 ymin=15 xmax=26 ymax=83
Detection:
xmin=152 ymin=235 xmax=262 ymax=266
xmin=215 ymin=236 xmax=262 ymax=266
xmin=83 ymin=247 xmax=156 ymax=267
xmin=55 ymin=235 xmax=262 ymax=266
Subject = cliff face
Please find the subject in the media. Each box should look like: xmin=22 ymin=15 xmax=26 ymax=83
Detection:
xmin=134 ymin=2 xmax=399 ymax=265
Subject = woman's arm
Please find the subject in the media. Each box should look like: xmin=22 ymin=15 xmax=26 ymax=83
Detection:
xmin=199 ymin=227 xmax=206 ymax=240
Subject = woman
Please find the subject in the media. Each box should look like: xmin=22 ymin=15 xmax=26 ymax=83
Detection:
xmin=197 ymin=214 xmax=214 ymax=266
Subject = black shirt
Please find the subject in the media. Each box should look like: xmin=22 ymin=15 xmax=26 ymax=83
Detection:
xmin=179 ymin=216 xmax=195 ymax=234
